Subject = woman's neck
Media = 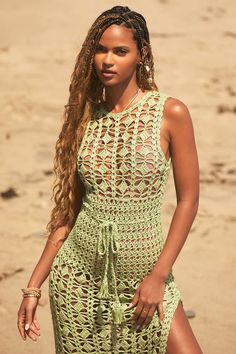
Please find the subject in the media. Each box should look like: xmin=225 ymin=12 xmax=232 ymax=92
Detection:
xmin=102 ymin=85 xmax=147 ymax=113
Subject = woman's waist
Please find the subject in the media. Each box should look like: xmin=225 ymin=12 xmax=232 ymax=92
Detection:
xmin=79 ymin=192 xmax=162 ymax=225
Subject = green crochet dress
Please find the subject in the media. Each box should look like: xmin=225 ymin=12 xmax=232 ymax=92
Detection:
xmin=49 ymin=90 xmax=182 ymax=353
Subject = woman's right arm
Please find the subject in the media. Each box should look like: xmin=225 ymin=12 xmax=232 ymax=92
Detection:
xmin=17 ymin=225 xmax=70 ymax=342
xmin=26 ymin=225 xmax=70 ymax=288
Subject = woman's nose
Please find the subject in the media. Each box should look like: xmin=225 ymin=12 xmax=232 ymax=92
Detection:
xmin=103 ymin=52 xmax=114 ymax=65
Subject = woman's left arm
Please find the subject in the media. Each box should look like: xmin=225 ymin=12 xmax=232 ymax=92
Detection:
xmin=150 ymin=98 xmax=199 ymax=280
xmin=129 ymin=98 xmax=199 ymax=329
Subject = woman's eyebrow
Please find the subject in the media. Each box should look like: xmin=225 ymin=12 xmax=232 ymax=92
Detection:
xmin=97 ymin=43 xmax=130 ymax=49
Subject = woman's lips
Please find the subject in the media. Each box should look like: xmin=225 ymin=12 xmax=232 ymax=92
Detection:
xmin=101 ymin=71 xmax=116 ymax=78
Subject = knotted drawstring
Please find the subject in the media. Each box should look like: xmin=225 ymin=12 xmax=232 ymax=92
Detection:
xmin=81 ymin=201 xmax=126 ymax=326
xmin=96 ymin=220 xmax=125 ymax=326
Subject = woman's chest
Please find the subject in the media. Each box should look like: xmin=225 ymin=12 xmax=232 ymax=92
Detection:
xmin=77 ymin=112 xmax=170 ymax=198
xmin=79 ymin=112 xmax=166 ymax=171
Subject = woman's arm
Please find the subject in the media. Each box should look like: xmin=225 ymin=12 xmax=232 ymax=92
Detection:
xmin=26 ymin=173 xmax=85 ymax=288
xmin=26 ymin=225 xmax=70 ymax=288
xmin=17 ymin=225 xmax=70 ymax=341
xmin=150 ymin=97 xmax=199 ymax=280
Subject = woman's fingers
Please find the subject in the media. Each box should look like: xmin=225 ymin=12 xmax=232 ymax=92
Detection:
xmin=139 ymin=306 xmax=156 ymax=329
xmin=27 ymin=327 xmax=39 ymax=342
xmin=24 ymin=302 xmax=40 ymax=341
xmin=33 ymin=317 xmax=40 ymax=331
xmin=30 ymin=320 xmax=41 ymax=337
xmin=130 ymin=302 xmax=164 ymax=330
xmin=130 ymin=301 xmax=143 ymax=324
xmin=25 ymin=318 xmax=40 ymax=342
xmin=135 ymin=306 xmax=151 ymax=329
xmin=157 ymin=302 xmax=164 ymax=325
xmin=25 ymin=307 xmax=33 ymax=333
xmin=17 ymin=309 xmax=26 ymax=341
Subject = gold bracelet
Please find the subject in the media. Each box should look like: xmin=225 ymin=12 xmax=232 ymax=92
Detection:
xmin=21 ymin=287 xmax=41 ymax=292
xmin=22 ymin=287 xmax=41 ymax=292
xmin=21 ymin=287 xmax=41 ymax=299
xmin=23 ymin=294 xmax=40 ymax=298
xmin=22 ymin=293 xmax=41 ymax=299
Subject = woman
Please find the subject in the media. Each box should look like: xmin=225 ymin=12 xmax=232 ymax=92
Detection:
xmin=17 ymin=5 xmax=203 ymax=354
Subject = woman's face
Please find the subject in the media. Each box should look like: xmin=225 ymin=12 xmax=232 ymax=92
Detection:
xmin=93 ymin=24 xmax=141 ymax=86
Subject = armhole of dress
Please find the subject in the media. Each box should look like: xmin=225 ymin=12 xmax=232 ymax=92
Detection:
xmin=156 ymin=92 xmax=171 ymax=165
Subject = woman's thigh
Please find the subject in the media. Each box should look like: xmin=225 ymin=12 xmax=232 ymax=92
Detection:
xmin=166 ymin=301 xmax=203 ymax=354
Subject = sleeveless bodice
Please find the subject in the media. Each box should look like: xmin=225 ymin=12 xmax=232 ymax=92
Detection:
xmin=77 ymin=90 xmax=171 ymax=200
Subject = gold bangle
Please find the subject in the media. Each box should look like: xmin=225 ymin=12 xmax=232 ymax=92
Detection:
xmin=23 ymin=294 xmax=40 ymax=298
xmin=21 ymin=287 xmax=41 ymax=293
xmin=21 ymin=287 xmax=41 ymax=292
xmin=22 ymin=291 xmax=41 ymax=296
xmin=23 ymin=294 xmax=41 ymax=299
xmin=21 ymin=287 xmax=41 ymax=299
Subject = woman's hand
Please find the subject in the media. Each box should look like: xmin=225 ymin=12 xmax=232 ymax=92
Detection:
xmin=128 ymin=272 xmax=166 ymax=330
xmin=17 ymin=297 xmax=41 ymax=341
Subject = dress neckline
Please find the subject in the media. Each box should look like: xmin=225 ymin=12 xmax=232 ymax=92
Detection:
xmin=99 ymin=90 xmax=159 ymax=117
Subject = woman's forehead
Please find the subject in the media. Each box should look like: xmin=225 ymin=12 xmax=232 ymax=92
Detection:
xmin=99 ymin=24 xmax=134 ymax=44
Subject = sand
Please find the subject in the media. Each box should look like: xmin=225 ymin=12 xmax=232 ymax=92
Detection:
xmin=0 ymin=1 xmax=235 ymax=353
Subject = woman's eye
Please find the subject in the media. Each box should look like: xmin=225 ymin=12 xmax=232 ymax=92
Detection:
xmin=95 ymin=46 xmax=104 ymax=52
xmin=94 ymin=47 xmax=127 ymax=55
xmin=116 ymin=49 xmax=127 ymax=55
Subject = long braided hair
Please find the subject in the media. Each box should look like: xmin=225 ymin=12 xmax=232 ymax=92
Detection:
xmin=46 ymin=6 xmax=159 ymax=238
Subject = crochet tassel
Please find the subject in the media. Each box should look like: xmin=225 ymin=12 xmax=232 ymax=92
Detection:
xmin=96 ymin=302 xmax=106 ymax=325
xmin=98 ymin=278 xmax=109 ymax=299
xmin=111 ymin=301 xmax=125 ymax=325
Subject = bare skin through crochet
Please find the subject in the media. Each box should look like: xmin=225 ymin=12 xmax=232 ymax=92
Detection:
xmin=49 ymin=90 xmax=182 ymax=354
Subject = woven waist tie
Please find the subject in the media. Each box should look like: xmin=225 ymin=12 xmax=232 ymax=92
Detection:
xmin=96 ymin=219 xmax=125 ymax=326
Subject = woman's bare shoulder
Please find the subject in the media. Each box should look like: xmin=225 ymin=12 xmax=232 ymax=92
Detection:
xmin=164 ymin=96 xmax=191 ymax=122
xmin=162 ymin=96 xmax=193 ymax=137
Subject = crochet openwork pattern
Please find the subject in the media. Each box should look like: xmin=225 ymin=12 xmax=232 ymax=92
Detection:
xmin=49 ymin=90 xmax=182 ymax=353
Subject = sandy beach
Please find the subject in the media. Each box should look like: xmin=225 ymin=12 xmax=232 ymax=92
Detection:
xmin=0 ymin=1 xmax=236 ymax=353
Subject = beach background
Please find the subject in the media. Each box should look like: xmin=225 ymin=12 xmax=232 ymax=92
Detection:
xmin=0 ymin=0 xmax=235 ymax=353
